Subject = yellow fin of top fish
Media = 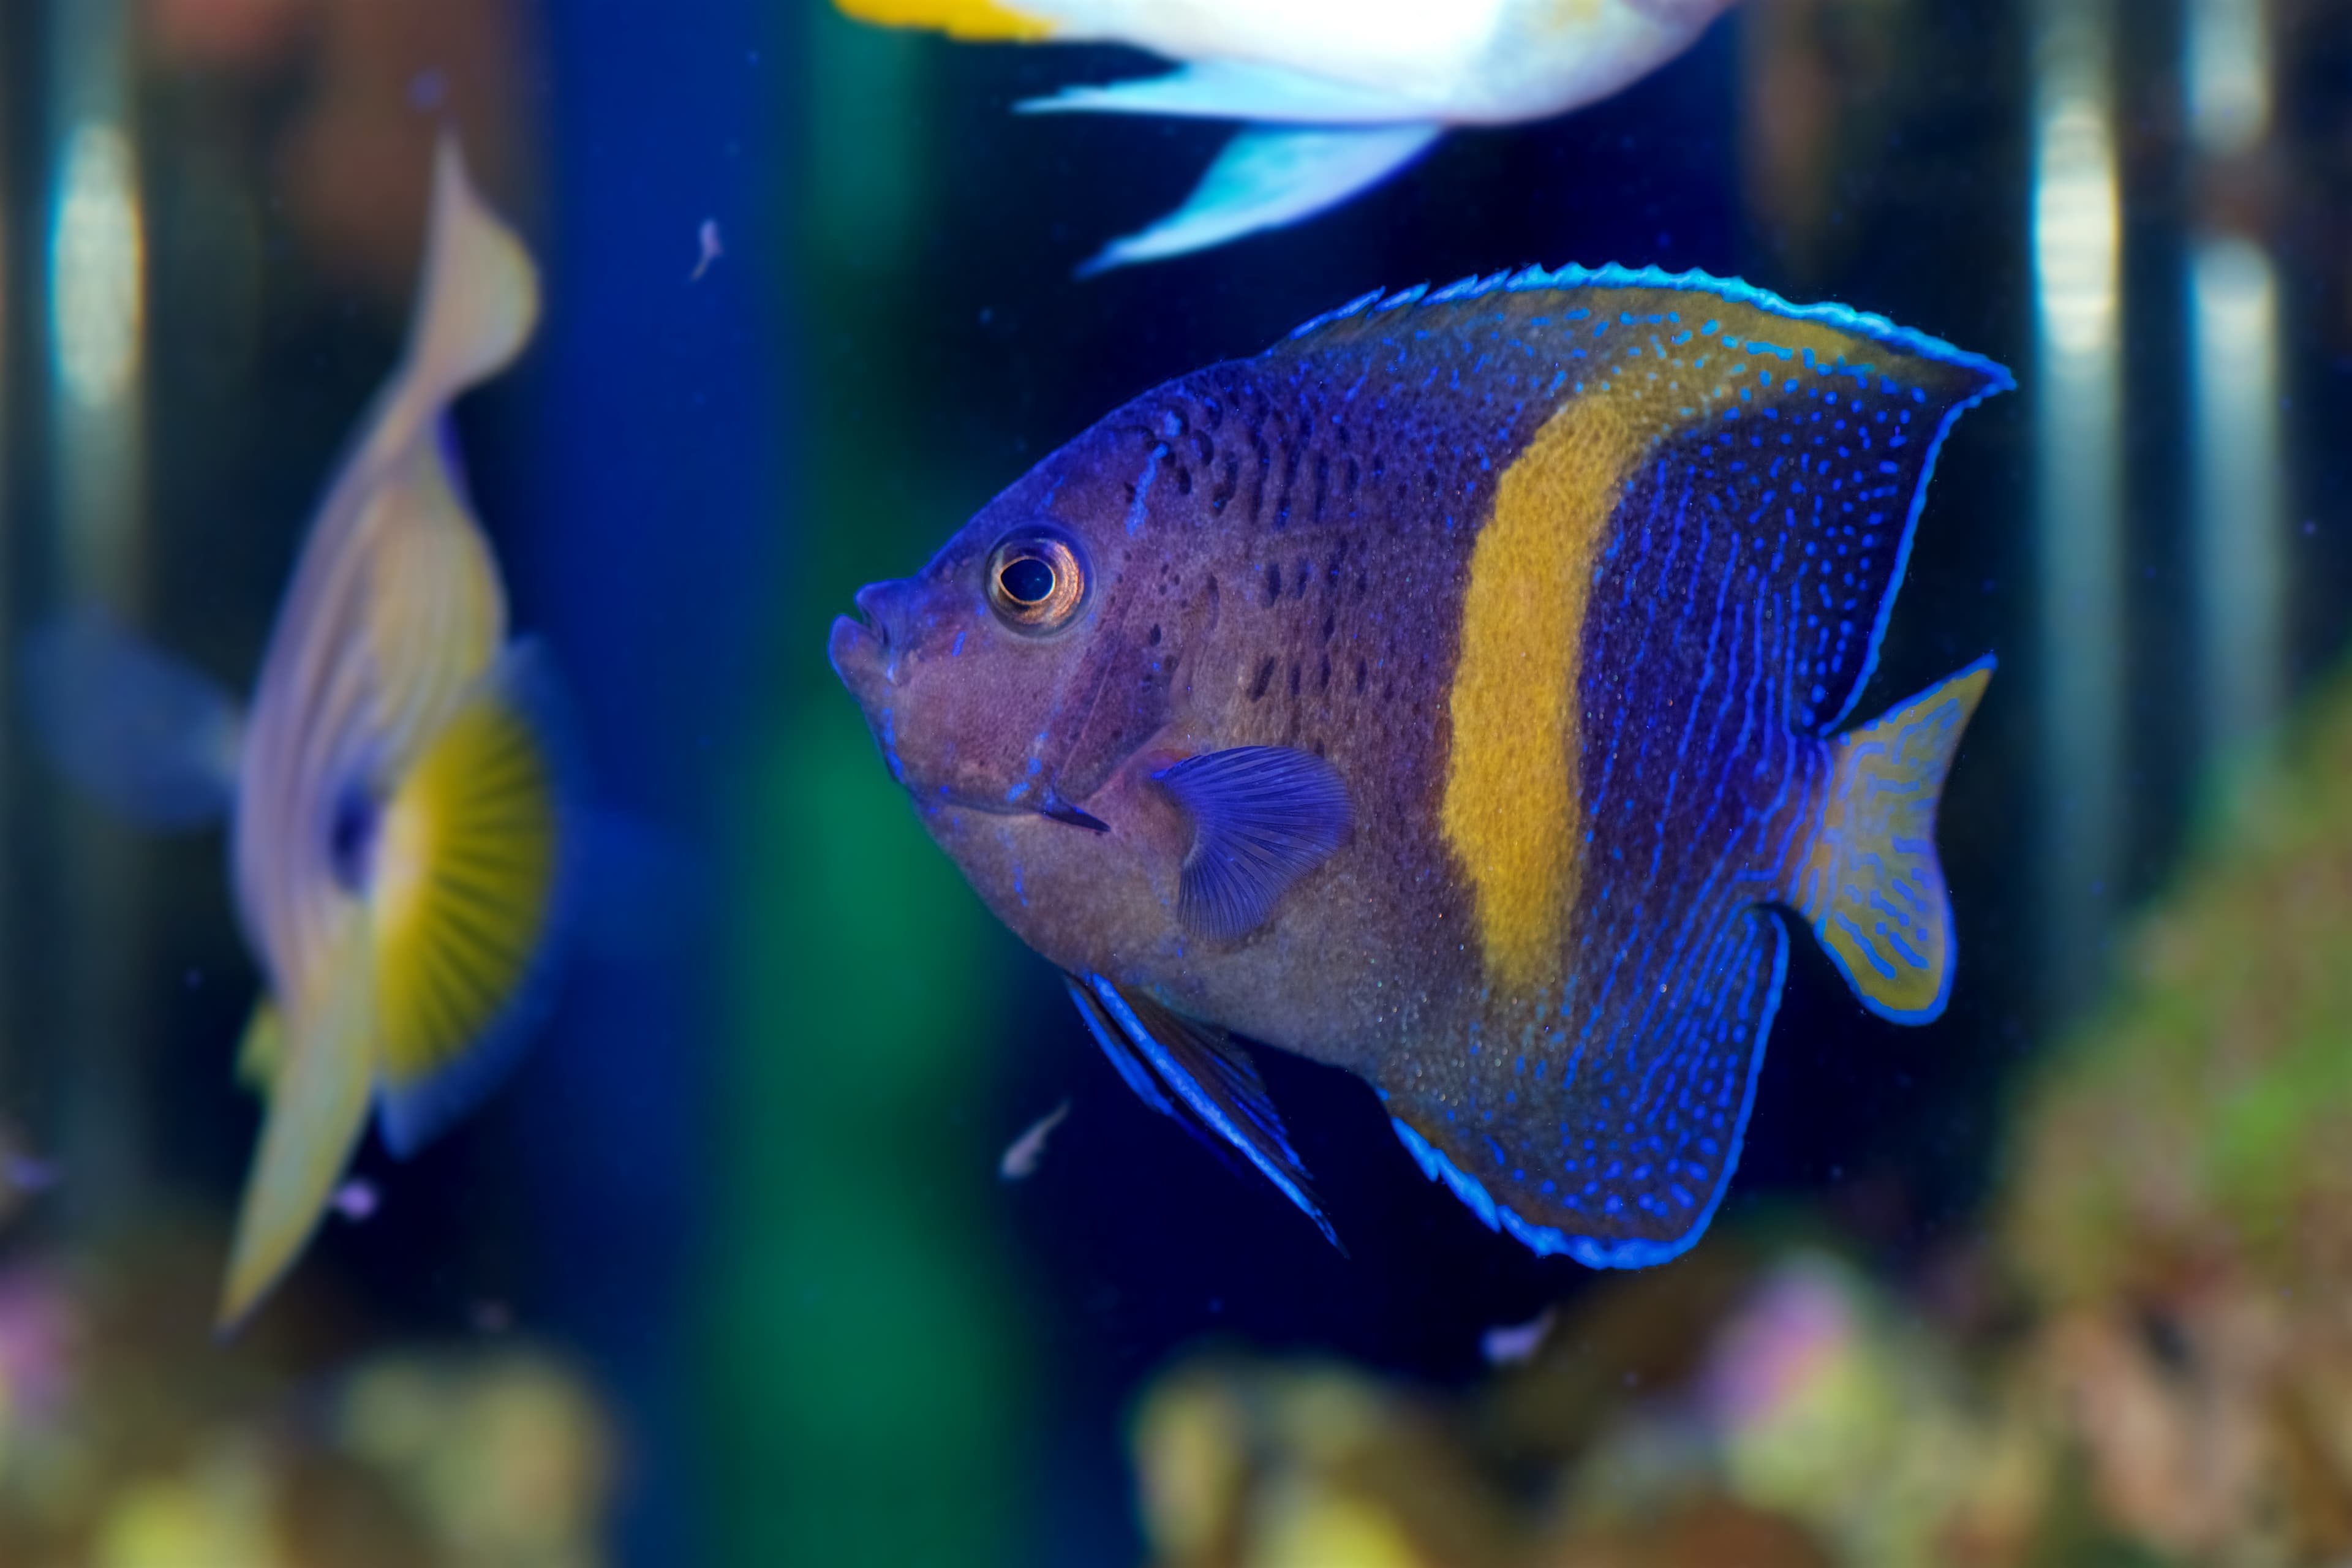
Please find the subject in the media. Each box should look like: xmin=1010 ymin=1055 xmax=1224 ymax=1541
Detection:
xmin=369 ymin=646 xmax=568 ymax=1159
xmin=833 ymin=0 xmax=1055 ymax=39
xmin=1795 ymin=658 xmax=1994 ymax=1025
xmin=218 ymin=937 xmax=376 ymax=1330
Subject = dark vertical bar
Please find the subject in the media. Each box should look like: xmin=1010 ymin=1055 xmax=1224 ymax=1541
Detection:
xmin=514 ymin=3 xmax=777 ymax=1561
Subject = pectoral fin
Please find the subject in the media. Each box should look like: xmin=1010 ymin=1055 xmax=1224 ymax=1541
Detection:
xmin=21 ymin=610 xmax=243 ymax=829
xmin=1152 ymin=745 xmax=1351 ymax=941
xmin=1069 ymin=974 xmax=1336 ymax=1247
xmin=1079 ymin=124 xmax=1441 ymax=274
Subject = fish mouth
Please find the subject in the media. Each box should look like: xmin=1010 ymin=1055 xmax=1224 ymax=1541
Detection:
xmin=827 ymin=611 xmax=890 ymax=700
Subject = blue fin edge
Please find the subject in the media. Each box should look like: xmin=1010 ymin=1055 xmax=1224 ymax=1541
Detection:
xmin=1065 ymin=976 xmax=1178 ymax=1119
xmin=1281 ymin=262 xmax=2013 ymax=736
xmin=1085 ymin=974 xmax=1336 ymax=1246
xmin=374 ymin=639 xmax=584 ymax=1159
xmin=1389 ymin=916 xmax=1791 ymax=1271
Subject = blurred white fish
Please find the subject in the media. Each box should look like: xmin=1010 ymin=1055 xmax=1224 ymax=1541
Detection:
xmin=1480 ymin=1305 xmax=1556 ymax=1366
xmin=691 ymin=218 xmax=724 ymax=282
xmin=835 ymin=0 xmax=1741 ymax=270
xmin=23 ymin=135 xmax=570 ymax=1331
xmin=999 ymin=1098 xmax=1072 ymax=1181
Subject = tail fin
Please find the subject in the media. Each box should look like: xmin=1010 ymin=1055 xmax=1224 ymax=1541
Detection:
xmin=368 ymin=641 xmax=575 ymax=1158
xmin=832 ymin=0 xmax=1054 ymax=39
xmin=401 ymin=134 xmax=540 ymax=409
xmin=1792 ymin=657 xmax=1992 ymax=1024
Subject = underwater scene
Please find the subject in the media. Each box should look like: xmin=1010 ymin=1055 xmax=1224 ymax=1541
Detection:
xmin=3 ymin=0 xmax=2352 ymax=1562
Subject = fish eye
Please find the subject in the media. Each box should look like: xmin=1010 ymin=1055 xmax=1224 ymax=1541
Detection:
xmin=985 ymin=531 xmax=1087 ymax=634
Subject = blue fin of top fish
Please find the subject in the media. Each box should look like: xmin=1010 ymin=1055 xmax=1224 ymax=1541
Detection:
xmin=829 ymin=263 xmax=2009 ymax=1270
xmin=20 ymin=135 xmax=574 ymax=1330
xmin=834 ymin=0 xmax=1744 ymax=270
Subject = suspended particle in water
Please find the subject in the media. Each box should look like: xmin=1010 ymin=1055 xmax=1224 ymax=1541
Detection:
xmin=1000 ymin=1098 xmax=1072 ymax=1182
xmin=690 ymin=219 xmax=723 ymax=282
xmin=331 ymin=1177 xmax=380 ymax=1222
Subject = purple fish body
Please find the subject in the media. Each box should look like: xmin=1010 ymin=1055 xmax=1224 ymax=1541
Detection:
xmin=830 ymin=265 xmax=2008 ymax=1267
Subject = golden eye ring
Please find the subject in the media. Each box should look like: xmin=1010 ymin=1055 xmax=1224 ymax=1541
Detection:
xmin=985 ymin=532 xmax=1087 ymax=634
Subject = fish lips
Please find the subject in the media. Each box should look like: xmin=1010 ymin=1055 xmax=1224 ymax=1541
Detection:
xmin=827 ymin=611 xmax=889 ymax=703
xmin=829 ymin=575 xmax=920 ymax=705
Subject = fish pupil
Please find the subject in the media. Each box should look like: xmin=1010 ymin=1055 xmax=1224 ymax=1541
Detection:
xmin=329 ymin=787 xmax=381 ymax=891
xmin=1000 ymin=555 xmax=1056 ymax=605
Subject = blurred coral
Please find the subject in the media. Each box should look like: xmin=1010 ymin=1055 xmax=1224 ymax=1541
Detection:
xmin=1999 ymin=657 xmax=2352 ymax=1563
xmin=0 ymin=1224 xmax=616 ymax=1566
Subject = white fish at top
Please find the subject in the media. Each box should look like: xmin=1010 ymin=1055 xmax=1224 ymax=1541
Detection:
xmin=835 ymin=0 xmax=1741 ymax=270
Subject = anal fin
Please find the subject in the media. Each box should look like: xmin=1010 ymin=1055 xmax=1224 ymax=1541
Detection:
xmin=1068 ymin=973 xmax=1337 ymax=1248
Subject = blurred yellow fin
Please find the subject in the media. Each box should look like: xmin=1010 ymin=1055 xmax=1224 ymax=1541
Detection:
xmin=834 ymin=0 xmax=1055 ymax=39
xmin=218 ymin=947 xmax=374 ymax=1330
xmin=369 ymin=643 xmax=569 ymax=1158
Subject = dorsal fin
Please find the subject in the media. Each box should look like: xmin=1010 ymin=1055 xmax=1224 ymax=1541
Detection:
xmin=1265 ymin=263 xmax=2013 ymax=734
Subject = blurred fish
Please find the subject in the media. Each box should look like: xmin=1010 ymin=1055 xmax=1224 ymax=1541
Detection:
xmin=1000 ymin=1098 xmax=1072 ymax=1180
xmin=24 ymin=135 xmax=567 ymax=1329
xmin=834 ymin=0 xmax=1741 ymax=270
xmin=831 ymin=266 xmax=2007 ymax=1266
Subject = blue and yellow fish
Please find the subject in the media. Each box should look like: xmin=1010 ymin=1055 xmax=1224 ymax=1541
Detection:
xmin=835 ymin=0 xmax=1741 ymax=270
xmin=27 ymin=135 xmax=569 ymax=1327
xmin=830 ymin=266 xmax=2006 ymax=1267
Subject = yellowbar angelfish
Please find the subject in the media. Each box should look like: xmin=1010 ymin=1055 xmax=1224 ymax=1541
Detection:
xmin=829 ymin=265 xmax=2007 ymax=1269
